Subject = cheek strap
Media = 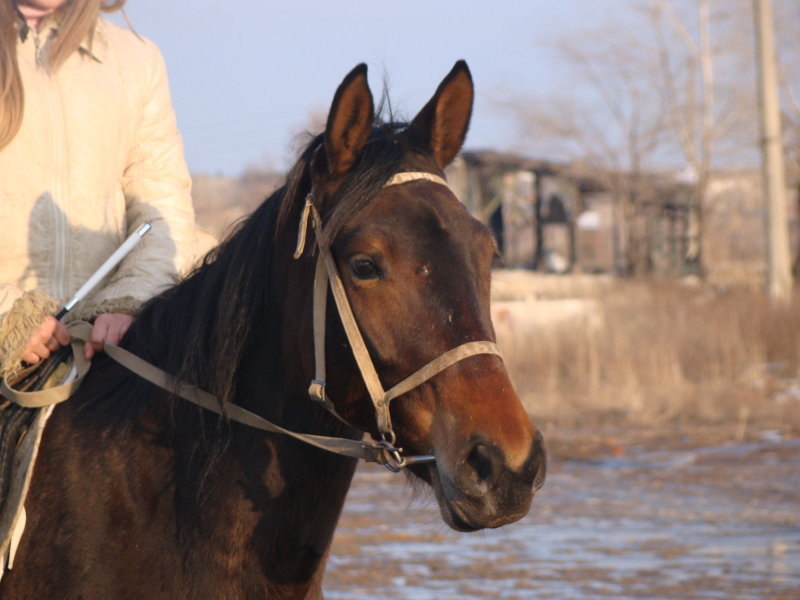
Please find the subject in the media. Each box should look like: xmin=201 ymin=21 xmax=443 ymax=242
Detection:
xmin=302 ymin=172 xmax=503 ymax=465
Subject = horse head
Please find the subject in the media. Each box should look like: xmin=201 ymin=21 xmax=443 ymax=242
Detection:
xmin=287 ymin=61 xmax=545 ymax=532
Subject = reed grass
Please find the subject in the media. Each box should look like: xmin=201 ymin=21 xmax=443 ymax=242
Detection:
xmin=495 ymin=274 xmax=800 ymax=430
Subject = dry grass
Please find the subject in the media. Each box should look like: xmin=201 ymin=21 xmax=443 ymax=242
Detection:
xmin=493 ymin=272 xmax=800 ymax=431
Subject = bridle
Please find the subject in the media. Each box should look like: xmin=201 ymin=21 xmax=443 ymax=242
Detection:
xmin=2 ymin=173 xmax=504 ymax=473
xmin=292 ymin=171 xmax=503 ymax=470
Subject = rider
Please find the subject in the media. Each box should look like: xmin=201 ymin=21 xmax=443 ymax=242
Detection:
xmin=0 ymin=0 xmax=196 ymax=382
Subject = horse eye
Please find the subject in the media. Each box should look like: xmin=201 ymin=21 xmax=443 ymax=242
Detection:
xmin=350 ymin=258 xmax=380 ymax=280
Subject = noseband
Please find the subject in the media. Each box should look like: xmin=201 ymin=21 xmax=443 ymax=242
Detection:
xmin=293 ymin=172 xmax=503 ymax=470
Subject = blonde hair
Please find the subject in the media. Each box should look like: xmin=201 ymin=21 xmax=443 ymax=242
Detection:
xmin=0 ymin=0 xmax=126 ymax=150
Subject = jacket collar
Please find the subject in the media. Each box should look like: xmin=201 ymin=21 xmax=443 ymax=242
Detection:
xmin=79 ymin=19 xmax=108 ymax=63
xmin=19 ymin=14 xmax=108 ymax=64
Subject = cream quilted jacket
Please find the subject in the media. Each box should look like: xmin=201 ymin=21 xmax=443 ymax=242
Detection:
xmin=0 ymin=17 xmax=196 ymax=374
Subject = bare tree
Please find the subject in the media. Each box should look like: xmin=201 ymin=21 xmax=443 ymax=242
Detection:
xmin=501 ymin=15 xmax=671 ymax=274
xmin=502 ymin=0 xmax=797 ymax=281
xmin=648 ymin=0 xmax=716 ymax=273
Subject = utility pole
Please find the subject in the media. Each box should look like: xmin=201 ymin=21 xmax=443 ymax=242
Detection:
xmin=754 ymin=0 xmax=793 ymax=302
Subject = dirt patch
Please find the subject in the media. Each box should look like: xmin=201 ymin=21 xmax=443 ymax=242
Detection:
xmin=324 ymin=426 xmax=800 ymax=599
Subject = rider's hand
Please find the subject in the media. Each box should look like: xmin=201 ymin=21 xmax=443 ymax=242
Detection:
xmin=20 ymin=316 xmax=70 ymax=365
xmin=84 ymin=313 xmax=135 ymax=360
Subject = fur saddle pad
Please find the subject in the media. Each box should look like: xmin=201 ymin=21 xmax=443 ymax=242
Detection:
xmin=0 ymin=351 xmax=75 ymax=579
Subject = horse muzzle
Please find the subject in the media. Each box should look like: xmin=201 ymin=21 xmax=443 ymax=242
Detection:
xmin=426 ymin=430 xmax=546 ymax=532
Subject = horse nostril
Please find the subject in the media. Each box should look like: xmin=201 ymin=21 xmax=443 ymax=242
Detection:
xmin=528 ymin=431 xmax=547 ymax=491
xmin=466 ymin=442 xmax=495 ymax=483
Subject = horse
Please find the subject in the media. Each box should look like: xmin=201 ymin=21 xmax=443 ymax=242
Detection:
xmin=1 ymin=60 xmax=546 ymax=599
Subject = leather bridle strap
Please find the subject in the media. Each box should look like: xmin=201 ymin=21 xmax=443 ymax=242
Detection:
xmin=303 ymin=171 xmax=504 ymax=465
xmin=100 ymin=340 xmax=393 ymax=463
xmin=1 ymin=321 xmax=94 ymax=408
xmin=310 ymin=227 xmax=503 ymax=438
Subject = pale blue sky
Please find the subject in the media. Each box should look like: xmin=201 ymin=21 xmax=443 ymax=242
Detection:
xmin=113 ymin=1 xmax=622 ymax=176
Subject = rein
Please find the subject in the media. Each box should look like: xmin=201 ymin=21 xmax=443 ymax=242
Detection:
xmin=2 ymin=323 xmax=403 ymax=468
xmin=1 ymin=172 xmax=503 ymax=472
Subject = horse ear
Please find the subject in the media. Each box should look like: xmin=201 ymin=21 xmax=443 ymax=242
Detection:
xmin=324 ymin=64 xmax=375 ymax=175
xmin=410 ymin=60 xmax=474 ymax=169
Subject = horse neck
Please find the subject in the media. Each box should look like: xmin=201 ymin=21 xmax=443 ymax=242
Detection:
xmin=127 ymin=243 xmax=359 ymax=588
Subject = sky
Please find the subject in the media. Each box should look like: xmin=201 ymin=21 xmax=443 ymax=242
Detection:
xmin=111 ymin=1 xmax=621 ymax=177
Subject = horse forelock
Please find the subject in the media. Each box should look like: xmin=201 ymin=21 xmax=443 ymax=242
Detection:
xmin=276 ymin=120 xmax=410 ymax=242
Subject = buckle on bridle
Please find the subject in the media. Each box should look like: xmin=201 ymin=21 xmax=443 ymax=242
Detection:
xmin=377 ymin=432 xmax=407 ymax=472
xmin=308 ymin=379 xmax=331 ymax=408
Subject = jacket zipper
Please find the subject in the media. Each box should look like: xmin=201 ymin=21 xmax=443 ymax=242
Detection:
xmin=33 ymin=30 xmax=42 ymax=67
xmin=34 ymin=29 xmax=69 ymax=301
